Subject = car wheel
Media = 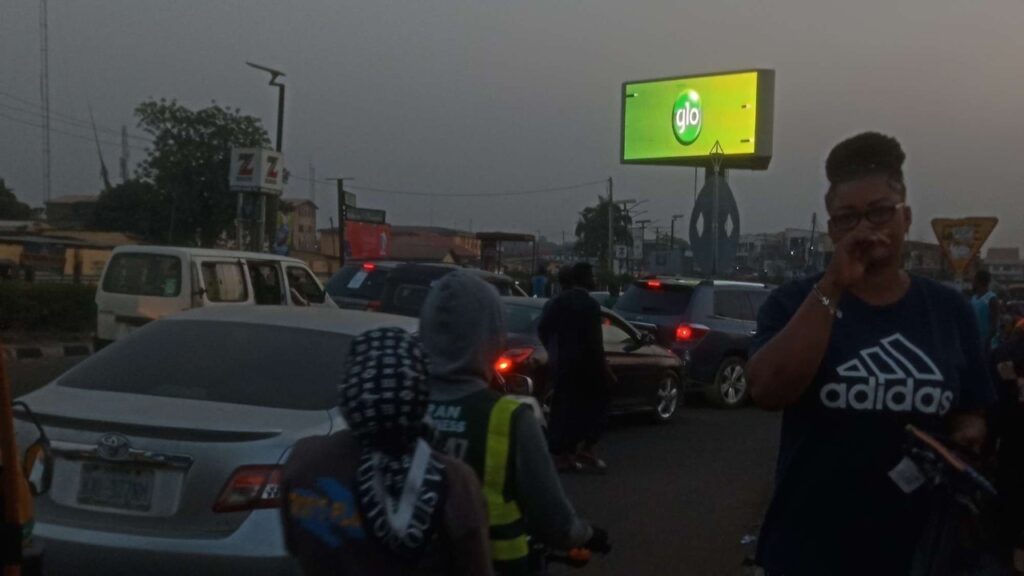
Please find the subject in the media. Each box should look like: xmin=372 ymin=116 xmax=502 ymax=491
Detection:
xmin=707 ymin=356 xmax=749 ymax=408
xmin=651 ymin=373 xmax=681 ymax=422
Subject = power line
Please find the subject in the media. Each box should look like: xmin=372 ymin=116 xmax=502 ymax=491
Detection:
xmin=0 ymin=111 xmax=149 ymax=151
xmin=339 ymin=178 xmax=610 ymax=198
xmin=0 ymin=91 xmax=152 ymax=143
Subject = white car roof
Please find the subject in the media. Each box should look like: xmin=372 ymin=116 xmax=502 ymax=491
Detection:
xmin=112 ymin=245 xmax=306 ymax=264
xmin=167 ymin=306 xmax=418 ymax=335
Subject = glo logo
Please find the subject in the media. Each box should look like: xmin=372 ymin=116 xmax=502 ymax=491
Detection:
xmin=672 ymin=90 xmax=702 ymax=145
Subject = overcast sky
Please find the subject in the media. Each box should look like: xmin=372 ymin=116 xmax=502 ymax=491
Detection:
xmin=2 ymin=0 xmax=1022 ymax=248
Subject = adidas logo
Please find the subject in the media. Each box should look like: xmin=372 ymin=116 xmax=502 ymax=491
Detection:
xmin=820 ymin=334 xmax=953 ymax=415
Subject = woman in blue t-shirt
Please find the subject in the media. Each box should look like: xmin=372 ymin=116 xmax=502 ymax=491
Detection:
xmin=747 ymin=132 xmax=995 ymax=576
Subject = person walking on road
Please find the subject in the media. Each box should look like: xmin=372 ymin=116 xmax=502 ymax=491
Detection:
xmin=531 ymin=265 xmax=549 ymax=299
xmin=538 ymin=262 xmax=613 ymax=472
xmin=747 ymin=132 xmax=994 ymax=576
xmin=280 ymin=328 xmax=494 ymax=576
xmin=420 ymin=270 xmax=609 ymax=576
xmin=971 ymin=269 xmax=1001 ymax=354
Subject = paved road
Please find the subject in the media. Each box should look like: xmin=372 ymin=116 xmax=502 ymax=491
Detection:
xmin=7 ymin=357 xmax=781 ymax=576
xmin=558 ymin=405 xmax=780 ymax=576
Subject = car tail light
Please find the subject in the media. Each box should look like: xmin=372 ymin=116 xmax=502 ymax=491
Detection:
xmin=646 ymin=280 xmax=662 ymax=288
xmin=362 ymin=263 xmax=376 ymax=271
xmin=366 ymin=300 xmax=382 ymax=312
xmin=213 ymin=466 xmax=282 ymax=513
xmin=675 ymin=323 xmax=710 ymax=342
xmin=495 ymin=348 xmax=535 ymax=374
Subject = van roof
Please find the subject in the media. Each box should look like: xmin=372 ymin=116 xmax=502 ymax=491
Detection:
xmin=111 ymin=245 xmax=305 ymax=264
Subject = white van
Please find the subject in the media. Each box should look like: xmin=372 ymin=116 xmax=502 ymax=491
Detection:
xmin=96 ymin=246 xmax=335 ymax=346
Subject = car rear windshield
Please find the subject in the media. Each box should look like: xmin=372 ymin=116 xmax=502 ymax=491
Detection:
xmin=503 ymin=303 xmax=543 ymax=334
xmin=615 ymin=284 xmax=694 ymax=315
xmin=325 ymin=265 xmax=389 ymax=300
xmin=102 ymin=253 xmax=182 ymax=297
xmin=59 ymin=321 xmax=350 ymax=410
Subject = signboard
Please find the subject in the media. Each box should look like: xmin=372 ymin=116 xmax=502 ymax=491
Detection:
xmin=229 ymin=148 xmax=285 ymax=196
xmin=931 ymin=217 xmax=998 ymax=277
xmin=19 ymin=242 xmax=66 ymax=274
xmin=614 ymin=244 xmax=629 ymax=259
xmin=347 ymin=207 xmax=387 ymax=224
xmin=621 ymin=69 xmax=775 ymax=169
xmin=347 ymin=222 xmax=391 ymax=260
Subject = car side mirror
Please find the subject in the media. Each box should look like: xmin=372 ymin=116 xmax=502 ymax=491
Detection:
xmin=641 ymin=332 xmax=657 ymax=346
xmin=23 ymin=440 xmax=54 ymax=496
xmin=504 ymin=374 xmax=534 ymax=396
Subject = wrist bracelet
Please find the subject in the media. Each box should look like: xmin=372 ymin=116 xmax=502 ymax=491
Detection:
xmin=813 ymin=283 xmax=843 ymax=319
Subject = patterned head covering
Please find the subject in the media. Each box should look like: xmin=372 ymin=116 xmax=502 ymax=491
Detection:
xmin=338 ymin=328 xmax=445 ymax=558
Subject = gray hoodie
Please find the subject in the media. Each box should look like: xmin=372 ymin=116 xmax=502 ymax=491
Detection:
xmin=420 ymin=270 xmax=592 ymax=549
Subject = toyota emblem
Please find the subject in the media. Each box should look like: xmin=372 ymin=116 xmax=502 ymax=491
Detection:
xmin=96 ymin=433 xmax=131 ymax=461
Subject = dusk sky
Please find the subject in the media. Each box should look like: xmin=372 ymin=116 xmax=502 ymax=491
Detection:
xmin=2 ymin=0 xmax=1022 ymax=248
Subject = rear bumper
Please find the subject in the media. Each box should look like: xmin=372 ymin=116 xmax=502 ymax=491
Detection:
xmin=36 ymin=509 xmax=300 ymax=576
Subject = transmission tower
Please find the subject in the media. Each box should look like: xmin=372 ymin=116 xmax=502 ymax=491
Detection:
xmin=39 ymin=0 xmax=51 ymax=201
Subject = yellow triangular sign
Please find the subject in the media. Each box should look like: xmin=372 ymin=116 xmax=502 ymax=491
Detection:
xmin=931 ymin=217 xmax=998 ymax=276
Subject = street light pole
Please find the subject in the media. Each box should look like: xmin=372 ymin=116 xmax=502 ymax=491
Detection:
xmin=606 ymin=177 xmax=614 ymax=275
xmin=246 ymin=62 xmax=286 ymax=252
xmin=670 ymin=214 xmax=685 ymax=249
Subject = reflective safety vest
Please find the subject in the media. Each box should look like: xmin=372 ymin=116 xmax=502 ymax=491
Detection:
xmin=484 ymin=397 xmax=530 ymax=573
xmin=429 ymin=391 xmax=530 ymax=576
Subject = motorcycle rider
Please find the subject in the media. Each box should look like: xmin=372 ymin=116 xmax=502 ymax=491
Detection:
xmin=420 ymin=270 xmax=610 ymax=575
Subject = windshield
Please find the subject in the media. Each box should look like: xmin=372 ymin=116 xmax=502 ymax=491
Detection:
xmin=325 ymin=265 xmax=390 ymax=300
xmin=615 ymin=285 xmax=694 ymax=315
xmin=59 ymin=321 xmax=350 ymax=410
xmin=503 ymin=303 xmax=543 ymax=334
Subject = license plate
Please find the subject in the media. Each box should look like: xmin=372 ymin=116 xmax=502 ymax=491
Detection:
xmin=77 ymin=463 xmax=155 ymax=511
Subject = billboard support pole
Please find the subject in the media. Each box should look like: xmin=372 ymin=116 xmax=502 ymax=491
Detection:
xmin=328 ymin=178 xmax=354 ymax=268
xmin=709 ymin=141 xmax=725 ymax=278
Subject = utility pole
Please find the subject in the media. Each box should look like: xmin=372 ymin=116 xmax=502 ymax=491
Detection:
xmin=636 ymin=218 xmax=651 ymax=274
xmin=329 ymin=178 xmax=354 ymax=267
xmin=607 ymin=177 xmax=614 ymax=274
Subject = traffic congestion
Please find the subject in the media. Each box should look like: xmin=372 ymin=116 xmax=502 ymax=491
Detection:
xmin=3 ymin=2 xmax=1024 ymax=575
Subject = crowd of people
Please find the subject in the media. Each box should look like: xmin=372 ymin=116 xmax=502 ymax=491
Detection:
xmin=274 ymin=130 xmax=1023 ymax=576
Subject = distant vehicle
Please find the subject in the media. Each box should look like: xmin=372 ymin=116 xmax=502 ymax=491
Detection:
xmin=498 ymin=297 xmax=686 ymax=422
xmin=324 ymin=261 xmax=528 ymax=314
xmin=95 ymin=246 xmax=334 ymax=348
xmin=613 ymin=278 xmax=771 ymax=408
xmin=377 ymin=263 xmax=528 ymax=317
xmin=15 ymin=306 xmax=419 ymax=576
xmin=323 ymin=261 xmax=401 ymax=310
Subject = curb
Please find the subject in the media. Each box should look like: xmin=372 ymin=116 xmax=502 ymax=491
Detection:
xmin=2 ymin=343 xmax=94 ymax=362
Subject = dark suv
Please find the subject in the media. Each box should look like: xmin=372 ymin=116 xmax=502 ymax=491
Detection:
xmin=613 ymin=278 xmax=770 ymax=408
xmin=324 ymin=261 xmax=401 ymax=310
xmin=378 ymin=263 xmax=527 ymax=318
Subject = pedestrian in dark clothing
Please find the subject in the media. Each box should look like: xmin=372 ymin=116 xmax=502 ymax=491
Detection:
xmin=992 ymin=319 xmax=1024 ymax=563
xmin=280 ymin=328 xmax=493 ymax=576
xmin=538 ymin=262 xmax=612 ymax=472
xmin=531 ymin=265 xmax=549 ymax=298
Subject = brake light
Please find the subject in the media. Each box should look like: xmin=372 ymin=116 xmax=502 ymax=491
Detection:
xmin=647 ymin=280 xmax=662 ymax=288
xmin=362 ymin=263 xmax=376 ymax=271
xmin=675 ymin=323 xmax=710 ymax=342
xmin=495 ymin=348 xmax=535 ymax=374
xmin=213 ymin=466 xmax=282 ymax=513
xmin=366 ymin=300 xmax=382 ymax=312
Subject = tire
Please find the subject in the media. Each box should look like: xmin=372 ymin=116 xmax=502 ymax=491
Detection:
xmin=650 ymin=373 xmax=681 ymax=422
xmin=706 ymin=356 xmax=749 ymax=408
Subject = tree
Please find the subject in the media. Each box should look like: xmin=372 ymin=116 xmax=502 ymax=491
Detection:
xmin=94 ymin=179 xmax=166 ymax=240
xmin=574 ymin=198 xmax=633 ymax=267
xmin=0 ymin=179 xmax=32 ymax=220
xmin=134 ymin=99 xmax=271 ymax=246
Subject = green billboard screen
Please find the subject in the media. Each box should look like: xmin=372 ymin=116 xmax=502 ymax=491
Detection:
xmin=621 ymin=69 xmax=775 ymax=169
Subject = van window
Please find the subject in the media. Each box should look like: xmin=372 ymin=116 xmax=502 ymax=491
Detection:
xmin=201 ymin=262 xmax=248 ymax=303
xmin=286 ymin=265 xmax=326 ymax=304
xmin=250 ymin=262 xmax=285 ymax=305
xmin=102 ymin=254 xmax=181 ymax=297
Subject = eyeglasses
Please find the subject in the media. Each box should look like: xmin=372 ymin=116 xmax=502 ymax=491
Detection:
xmin=829 ymin=203 xmax=905 ymax=232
